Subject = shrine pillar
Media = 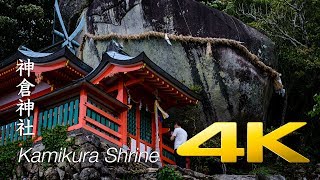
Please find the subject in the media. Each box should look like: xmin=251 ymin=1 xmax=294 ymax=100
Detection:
xmin=32 ymin=106 xmax=39 ymax=139
xmin=79 ymin=89 xmax=88 ymax=127
xmin=116 ymin=78 xmax=128 ymax=147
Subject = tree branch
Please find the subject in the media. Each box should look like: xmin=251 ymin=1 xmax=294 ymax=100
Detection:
xmin=237 ymin=1 xmax=309 ymax=47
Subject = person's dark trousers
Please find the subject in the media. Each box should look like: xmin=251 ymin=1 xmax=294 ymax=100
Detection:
xmin=174 ymin=150 xmax=186 ymax=168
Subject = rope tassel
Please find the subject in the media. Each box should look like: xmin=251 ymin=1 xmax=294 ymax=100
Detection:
xmin=206 ymin=42 xmax=212 ymax=57
xmin=165 ymin=33 xmax=172 ymax=46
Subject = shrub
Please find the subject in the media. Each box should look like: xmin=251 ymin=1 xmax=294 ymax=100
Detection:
xmin=41 ymin=125 xmax=73 ymax=152
xmin=157 ymin=166 xmax=183 ymax=180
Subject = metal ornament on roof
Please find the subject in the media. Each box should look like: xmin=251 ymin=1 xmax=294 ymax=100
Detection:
xmin=53 ymin=0 xmax=84 ymax=53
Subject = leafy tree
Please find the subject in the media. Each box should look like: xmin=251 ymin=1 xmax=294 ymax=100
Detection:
xmin=309 ymin=94 xmax=320 ymax=119
xmin=231 ymin=0 xmax=320 ymax=129
xmin=0 ymin=139 xmax=32 ymax=179
xmin=200 ymin=0 xmax=320 ymax=122
xmin=0 ymin=0 xmax=53 ymax=60
xmin=199 ymin=0 xmax=320 ymax=177
xmin=199 ymin=0 xmax=235 ymax=12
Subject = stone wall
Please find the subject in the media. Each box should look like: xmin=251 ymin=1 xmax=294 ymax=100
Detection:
xmin=14 ymin=132 xmax=290 ymax=180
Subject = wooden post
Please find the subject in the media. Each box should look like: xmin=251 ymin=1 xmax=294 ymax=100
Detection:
xmin=116 ymin=79 xmax=128 ymax=146
xmin=186 ymin=157 xmax=191 ymax=169
xmin=32 ymin=106 xmax=39 ymax=139
xmin=79 ymin=88 xmax=88 ymax=127
xmin=136 ymin=105 xmax=141 ymax=152
xmin=152 ymin=113 xmax=156 ymax=150
xmin=159 ymin=119 xmax=163 ymax=164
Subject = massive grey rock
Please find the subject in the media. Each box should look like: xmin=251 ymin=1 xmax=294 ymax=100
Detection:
xmin=61 ymin=0 xmax=278 ymax=126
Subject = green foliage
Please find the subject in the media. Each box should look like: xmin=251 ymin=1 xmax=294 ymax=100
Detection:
xmin=229 ymin=1 xmax=320 ymax=119
xmin=201 ymin=0 xmax=320 ymax=162
xmin=157 ymin=166 xmax=183 ymax=180
xmin=201 ymin=0 xmax=235 ymax=13
xmin=249 ymin=165 xmax=276 ymax=176
xmin=189 ymin=85 xmax=202 ymax=94
xmin=308 ymin=94 xmax=320 ymax=118
xmin=191 ymin=154 xmax=224 ymax=175
xmin=191 ymin=137 xmax=227 ymax=175
xmin=42 ymin=125 xmax=74 ymax=152
xmin=196 ymin=3 xmax=320 ymax=173
xmin=0 ymin=0 xmax=53 ymax=59
xmin=0 ymin=139 xmax=32 ymax=179
xmin=17 ymin=4 xmax=45 ymax=20
xmin=0 ymin=16 xmax=18 ymax=29
xmin=278 ymin=46 xmax=320 ymax=121
xmin=167 ymin=105 xmax=203 ymax=136
xmin=245 ymin=0 xmax=320 ymax=121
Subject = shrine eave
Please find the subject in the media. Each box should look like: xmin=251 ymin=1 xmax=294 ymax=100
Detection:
xmin=0 ymin=47 xmax=93 ymax=73
xmin=36 ymin=79 xmax=128 ymax=111
xmin=0 ymin=79 xmax=128 ymax=116
xmin=100 ymin=51 xmax=201 ymax=101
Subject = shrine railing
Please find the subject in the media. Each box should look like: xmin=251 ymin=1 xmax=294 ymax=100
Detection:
xmin=162 ymin=146 xmax=175 ymax=164
xmin=37 ymin=98 xmax=79 ymax=136
xmin=0 ymin=116 xmax=33 ymax=146
xmin=162 ymin=137 xmax=176 ymax=165
xmin=0 ymin=82 xmax=125 ymax=147
xmin=83 ymin=97 xmax=122 ymax=147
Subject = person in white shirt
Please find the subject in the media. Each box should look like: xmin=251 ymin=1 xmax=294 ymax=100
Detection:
xmin=170 ymin=121 xmax=188 ymax=168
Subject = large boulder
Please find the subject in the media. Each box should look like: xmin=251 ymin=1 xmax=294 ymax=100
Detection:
xmin=61 ymin=0 xmax=278 ymax=126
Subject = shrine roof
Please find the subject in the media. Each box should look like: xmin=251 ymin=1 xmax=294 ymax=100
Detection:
xmin=0 ymin=47 xmax=93 ymax=73
xmin=86 ymin=51 xmax=201 ymax=101
xmin=34 ymin=79 xmax=128 ymax=111
xmin=106 ymin=51 xmax=134 ymax=61
xmin=18 ymin=50 xmax=52 ymax=58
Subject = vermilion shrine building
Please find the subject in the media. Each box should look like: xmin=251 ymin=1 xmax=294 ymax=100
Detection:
xmin=0 ymin=45 xmax=199 ymax=166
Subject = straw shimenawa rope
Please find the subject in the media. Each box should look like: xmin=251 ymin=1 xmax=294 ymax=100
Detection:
xmin=79 ymin=31 xmax=283 ymax=90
